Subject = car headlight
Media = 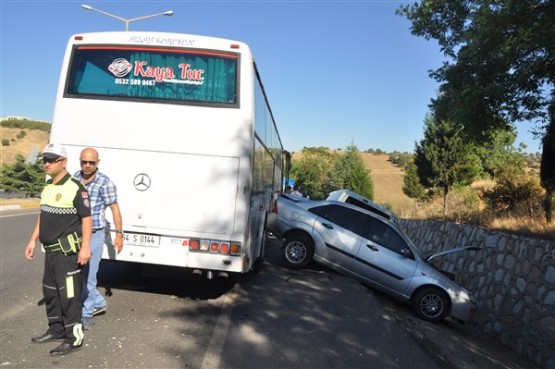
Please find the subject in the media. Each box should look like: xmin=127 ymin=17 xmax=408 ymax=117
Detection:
xmin=458 ymin=288 xmax=471 ymax=301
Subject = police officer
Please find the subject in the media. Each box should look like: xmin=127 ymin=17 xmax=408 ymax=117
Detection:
xmin=25 ymin=143 xmax=92 ymax=356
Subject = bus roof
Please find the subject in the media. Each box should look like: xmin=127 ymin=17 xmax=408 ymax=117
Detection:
xmin=68 ymin=31 xmax=251 ymax=53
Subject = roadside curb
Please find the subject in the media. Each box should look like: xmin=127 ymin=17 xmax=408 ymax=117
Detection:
xmin=0 ymin=203 xmax=40 ymax=211
xmin=0 ymin=205 xmax=21 ymax=211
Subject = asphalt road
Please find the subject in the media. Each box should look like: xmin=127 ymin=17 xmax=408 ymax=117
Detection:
xmin=0 ymin=209 xmax=538 ymax=369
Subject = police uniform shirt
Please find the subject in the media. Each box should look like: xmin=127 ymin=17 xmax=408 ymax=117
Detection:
xmin=39 ymin=173 xmax=91 ymax=245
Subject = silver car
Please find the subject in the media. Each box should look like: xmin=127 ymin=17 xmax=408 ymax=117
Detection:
xmin=268 ymin=194 xmax=477 ymax=323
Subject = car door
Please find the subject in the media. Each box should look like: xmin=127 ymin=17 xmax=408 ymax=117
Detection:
xmin=309 ymin=204 xmax=367 ymax=272
xmin=350 ymin=216 xmax=418 ymax=299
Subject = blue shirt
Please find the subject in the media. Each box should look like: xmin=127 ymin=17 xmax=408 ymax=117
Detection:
xmin=74 ymin=170 xmax=118 ymax=230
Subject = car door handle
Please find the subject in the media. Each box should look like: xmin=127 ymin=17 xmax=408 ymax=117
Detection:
xmin=366 ymin=244 xmax=379 ymax=252
xmin=322 ymin=223 xmax=333 ymax=229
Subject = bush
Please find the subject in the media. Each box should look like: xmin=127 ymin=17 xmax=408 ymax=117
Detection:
xmin=0 ymin=119 xmax=51 ymax=132
xmin=0 ymin=155 xmax=44 ymax=197
xmin=485 ymin=169 xmax=545 ymax=217
xmin=2 ymin=139 xmax=9 ymax=146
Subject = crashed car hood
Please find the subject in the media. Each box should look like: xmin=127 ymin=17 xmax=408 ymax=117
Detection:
xmin=426 ymin=246 xmax=481 ymax=264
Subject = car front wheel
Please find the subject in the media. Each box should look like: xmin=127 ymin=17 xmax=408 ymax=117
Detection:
xmin=282 ymin=234 xmax=314 ymax=269
xmin=412 ymin=287 xmax=449 ymax=323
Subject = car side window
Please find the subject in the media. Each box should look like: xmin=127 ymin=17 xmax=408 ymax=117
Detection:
xmin=310 ymin=205 xmax=367 ymax=237
xmin=366 ymin=218 xmax=410 ymax=255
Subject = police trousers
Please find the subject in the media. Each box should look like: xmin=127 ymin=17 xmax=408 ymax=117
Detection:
xmin=43 ymin=251 xmax=84 ymax=343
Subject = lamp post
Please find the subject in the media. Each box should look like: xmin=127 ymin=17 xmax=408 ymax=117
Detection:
xmin=81 ymin=4 xmax=173 ymax=31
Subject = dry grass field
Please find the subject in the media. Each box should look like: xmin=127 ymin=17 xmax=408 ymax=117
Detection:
xmin=361 ymin=153 xmax=415 ymax=213
xmin=1 ymin=127 xmax=49 ymax=165
xmin=343 ymin=153 xmax=553 ymax=239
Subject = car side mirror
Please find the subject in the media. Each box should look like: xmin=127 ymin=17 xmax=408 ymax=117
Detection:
xmin=400 ymin=248 xmax=412 ymax=258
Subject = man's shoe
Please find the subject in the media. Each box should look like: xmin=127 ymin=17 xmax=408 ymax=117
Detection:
xmin=49 ymin=341 xmax=82 ymax=356
xmin=31 ymin=332 xmax=64 ymax=343
xmin=93 ymin=305 xmax=107 ymax=316
xmin=82 ymin=316 xmax=94 ymax=330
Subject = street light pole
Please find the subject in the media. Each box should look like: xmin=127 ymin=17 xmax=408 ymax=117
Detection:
xmin=81 ymin=4 xmax=173 ymax=31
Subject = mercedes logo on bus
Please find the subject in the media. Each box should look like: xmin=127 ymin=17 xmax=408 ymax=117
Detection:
xmin=133 ymin=173 xmax=151 ymax=191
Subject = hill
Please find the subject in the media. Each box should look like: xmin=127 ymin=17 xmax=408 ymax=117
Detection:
xmin=361 ymin=153 xmax=414 ymax=213
xmin=1 ymin=127 xmax=49 ymax=165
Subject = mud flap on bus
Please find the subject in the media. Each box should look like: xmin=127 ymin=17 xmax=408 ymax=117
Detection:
xmin=252 ymin=213 xmax=267 ymax=273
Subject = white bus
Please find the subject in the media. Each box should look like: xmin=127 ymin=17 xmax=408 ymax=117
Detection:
xmin=50 ymin=32 xmax=289 ymax=277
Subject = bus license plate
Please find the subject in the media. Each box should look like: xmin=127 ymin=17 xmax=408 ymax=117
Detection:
xmin=123 ymin=233 xmax=160 ymax=247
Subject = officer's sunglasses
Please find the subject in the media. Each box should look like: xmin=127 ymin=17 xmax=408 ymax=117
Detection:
xmin=42 ymin=157 xmax=64 ymax=164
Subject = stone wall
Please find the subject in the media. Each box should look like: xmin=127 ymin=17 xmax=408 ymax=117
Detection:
xmin=397 ymin=219 xmax=555 ymax=369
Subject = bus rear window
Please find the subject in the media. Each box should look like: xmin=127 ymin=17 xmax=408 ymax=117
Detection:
xmin=65 ymin=45 xmax=238 ymax=106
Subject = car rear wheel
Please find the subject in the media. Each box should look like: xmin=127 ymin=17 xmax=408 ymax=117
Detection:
xmin=412 ymin=287 xmax=449 ymax=323
xmin=282 ymin=234 xmax=314 ymax=269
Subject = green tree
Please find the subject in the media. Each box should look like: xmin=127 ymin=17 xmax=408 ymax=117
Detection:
xmin=414 ymin=117 xmax=481 ymax=215
xmin=398 ymin=0 xmax=555 ymax=221
xmin=473 ymin=128 xmax=525 ymax=179
xmin=403 ymin=160 xmax=428 ymax=201
xmin=290 ymin=145 xmax=374 ymax=200
xmin=341 ymin=145 xmax=374 ymax=199
xmin=0 ymin=154 xmax=44 ymax=197
xmin=389 ymin=151 xmax=413 ymax=168
xmin=291 ymin=147 xmax=337 ymax=199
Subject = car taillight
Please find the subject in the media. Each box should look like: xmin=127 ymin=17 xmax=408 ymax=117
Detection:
xmin=272 ymin=201 xmax=278 ymax=214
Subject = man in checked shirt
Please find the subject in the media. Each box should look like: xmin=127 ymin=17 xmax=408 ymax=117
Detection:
xmin=74 ymin=147 xmax=123 ymax=330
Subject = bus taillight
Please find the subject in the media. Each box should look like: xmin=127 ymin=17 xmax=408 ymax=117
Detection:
xmin=200 ymin=239 xmax=210 ymax=251
xmin=220 ymin=242 xmax=230 ymax=254
xmin=230 ymin=243 xmax=241 ymax=256
xmin=210 ymin=241 xmax=220 ymax=253
xmin=189 ymin=239 xmax=200 ymax=250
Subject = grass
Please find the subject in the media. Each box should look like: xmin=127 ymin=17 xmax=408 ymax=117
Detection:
xmin=362 ymin=153 xmax=554 ymax=240
xmin=363 ymin=154 xmax=416 ymax=212
xmin=1 ymin=127 xmax=49 ymax=165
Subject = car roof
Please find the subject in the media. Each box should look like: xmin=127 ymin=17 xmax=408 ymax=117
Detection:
xmin=326 ymin=189 xmax=395 ymax=220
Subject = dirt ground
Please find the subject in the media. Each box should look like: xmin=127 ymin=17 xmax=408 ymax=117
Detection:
xmin=373 ymin=289 xmax=541 ymax=369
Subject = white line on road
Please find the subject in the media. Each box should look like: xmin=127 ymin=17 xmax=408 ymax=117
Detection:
xmin=0 ymin=210 xmax=39 ymax=218
xmin=201 ymin=290 xmax=238 ymax=369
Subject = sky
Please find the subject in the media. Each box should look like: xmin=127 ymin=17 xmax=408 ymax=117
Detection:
xmin=0 ymin=0 xmax=542 ymax=154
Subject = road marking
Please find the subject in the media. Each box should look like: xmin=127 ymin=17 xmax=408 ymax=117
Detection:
xmin=0 ymin=209 xmax=39 ymax=218
xmin=201 ymin=290 xmax=238 ymax=369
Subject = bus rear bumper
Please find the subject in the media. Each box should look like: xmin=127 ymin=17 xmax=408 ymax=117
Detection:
xmin=102 ymin=243 xmax=249 ymax=274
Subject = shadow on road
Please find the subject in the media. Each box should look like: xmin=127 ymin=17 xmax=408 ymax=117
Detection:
xmin=96 ymin=235 xmax=325 ymax=301
xmin=97 ymin=260 xmax=240 ymax=301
